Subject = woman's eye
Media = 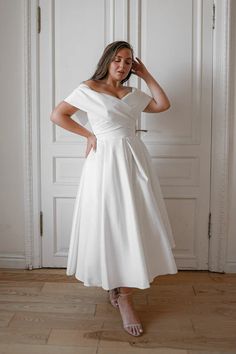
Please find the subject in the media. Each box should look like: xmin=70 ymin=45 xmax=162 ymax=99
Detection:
xmin=114 ymin=59 xmax=132 ymax=65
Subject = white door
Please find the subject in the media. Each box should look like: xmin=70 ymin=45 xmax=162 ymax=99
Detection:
xmin=40 ymin=0 xmax=213 ymax=268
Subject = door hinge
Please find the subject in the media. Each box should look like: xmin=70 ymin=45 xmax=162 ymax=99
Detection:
xmin=40 ymin=211 xmax=43 ymax=236
xmin=37 ymin=6 xmax=41 ymax=34
xmin=212 ymin=3 xmax=215 ymax=29
xmin=208 ymin=212 xmax=212 ymax=239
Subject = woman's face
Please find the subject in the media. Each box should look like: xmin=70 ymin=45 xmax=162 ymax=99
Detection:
xmin=108 ymin=48 xmax=133 ymax=82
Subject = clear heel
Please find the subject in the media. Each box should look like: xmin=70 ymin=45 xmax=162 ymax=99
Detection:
xmin=107 ymin=288 xmax=119 ymax=308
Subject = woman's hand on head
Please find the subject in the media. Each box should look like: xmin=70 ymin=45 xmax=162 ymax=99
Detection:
xmin=85 ymin=133 xmax=97 ymax=158
xmin=131 ymin=57 xmax=150 ymax=80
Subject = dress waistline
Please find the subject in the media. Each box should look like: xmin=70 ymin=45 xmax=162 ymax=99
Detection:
xmin=94 ymin=128 xmax=136 ymax=140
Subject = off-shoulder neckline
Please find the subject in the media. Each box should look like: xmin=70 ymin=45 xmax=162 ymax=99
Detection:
xmin=80 ymin=82 xmax=136 ymax=101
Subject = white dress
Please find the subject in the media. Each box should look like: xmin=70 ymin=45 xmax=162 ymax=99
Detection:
xmin=64 ymin=82 xmax=178 ymax=290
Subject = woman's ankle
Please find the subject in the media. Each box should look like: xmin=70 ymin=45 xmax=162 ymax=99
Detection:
xmin=119 ymin=287 xmax=133 ymax=295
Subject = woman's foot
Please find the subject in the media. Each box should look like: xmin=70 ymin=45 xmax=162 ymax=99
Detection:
xmin=108 ymin=288 xmax=119 ymax=308
xmin=116 ymin=287 xmax=143 ymax=336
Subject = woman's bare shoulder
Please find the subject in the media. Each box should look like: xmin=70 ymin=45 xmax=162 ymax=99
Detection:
xmin=82 ymin=80 xmax=98 ymax=88
xmin=83 ymin=79 xmax=93 ymax=85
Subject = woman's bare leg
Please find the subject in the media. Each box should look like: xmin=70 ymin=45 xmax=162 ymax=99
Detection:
xmin=117 ymin=286 xmax=143 ymax=336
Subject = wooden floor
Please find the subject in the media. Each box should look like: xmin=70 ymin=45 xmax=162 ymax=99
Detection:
xmin=0 ymin=269 xmax=236 ymax=354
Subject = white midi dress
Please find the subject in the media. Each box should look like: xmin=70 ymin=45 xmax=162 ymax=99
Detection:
xmin=64 ymin=82 xmax=178 ymax=290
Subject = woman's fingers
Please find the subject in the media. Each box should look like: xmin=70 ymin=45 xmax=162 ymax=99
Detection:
xmin=135 ymin=56 xmax=142 ymax=63
xmin=91 ymin=137 xmax=97 ymax=152
xmin=135 ymin=57 xmax=144 ymax=66
xmin=132 ymin=57 xmax=149 ymax=79
xmin=85 ymin=134 xmax=97 ymax=157
xmin=132 ymin=57 xmax=146 ymax=76
xmin=85 ymin=145 xmax=91 ymax=157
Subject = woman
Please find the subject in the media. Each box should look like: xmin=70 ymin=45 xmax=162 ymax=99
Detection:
xmin=51 ymin=41 xmax=178 ymax=337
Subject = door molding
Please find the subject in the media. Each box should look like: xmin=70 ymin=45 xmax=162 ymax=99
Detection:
xmin=209 ymin=0 xmax=232 ymax=272
xmin=24 ymin=0 xmax=232 ymax=271
xmin=23 ymin=0 xmax=41 ymax=269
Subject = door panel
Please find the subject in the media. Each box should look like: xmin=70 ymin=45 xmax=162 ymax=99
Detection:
xmin=140 ymin=0 xmax=213 ymax=269
xmin=40 ymin=0 xmax=105 ymax=266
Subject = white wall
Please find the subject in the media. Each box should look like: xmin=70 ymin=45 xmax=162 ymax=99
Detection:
xmin=225 ymin=1 xmax=236 ymax=272
xmin=0 ymin=0 xmax=26 ymax=267
xmin=0 ymin=1 xmax=235 ymax=271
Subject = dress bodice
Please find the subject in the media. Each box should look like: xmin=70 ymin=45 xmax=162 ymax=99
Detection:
xmin=64 ymin=82 xmax=153 ymax=139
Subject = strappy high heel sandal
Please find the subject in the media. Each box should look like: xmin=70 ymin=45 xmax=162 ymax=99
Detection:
xmin=107 ymin=288 xmax=119 ymax=308
xmin=116 ymin=288 xmax=143 ymax=337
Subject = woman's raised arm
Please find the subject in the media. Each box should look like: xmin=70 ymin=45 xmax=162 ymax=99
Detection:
xmin=132 ymin=57 xmax=171 ymax=113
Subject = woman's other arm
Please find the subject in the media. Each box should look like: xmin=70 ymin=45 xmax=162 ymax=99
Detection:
xmin=132 ymin=57 xmax=171 ymax=113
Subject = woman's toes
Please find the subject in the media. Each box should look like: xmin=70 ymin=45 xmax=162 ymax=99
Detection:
xmin=126 ymin=325 xmax=140 ymax=336
xmin=129 ymin=327 xmax=134 ymax=336
xmin=128 ymin=326 xmax=136 ymax=336
xmin=136 ymin=326 xmax=141 ymax=336
xmin=138 ymin=326 xmax=143 ymax=334
xmin=131 ymin=326 xmax=136 ymax=336
xmin=135 ymin=326 xmax=140 ymax=336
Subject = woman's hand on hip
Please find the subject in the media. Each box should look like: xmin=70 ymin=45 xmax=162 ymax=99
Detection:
xmin=85 ymin=133 xmax=97 ymax=158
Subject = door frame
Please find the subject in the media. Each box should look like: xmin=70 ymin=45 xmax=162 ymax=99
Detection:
xmin=23 ymin=0 xmax=232 ymax=272
xmin=208 ymin=0 xmax=232 ymax=272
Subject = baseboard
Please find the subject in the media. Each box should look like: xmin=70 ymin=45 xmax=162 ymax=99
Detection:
xmin=0 ymin=254 xmax=26 ymax=269
xmin=224 ymin=261 xmax=236 ymax=273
